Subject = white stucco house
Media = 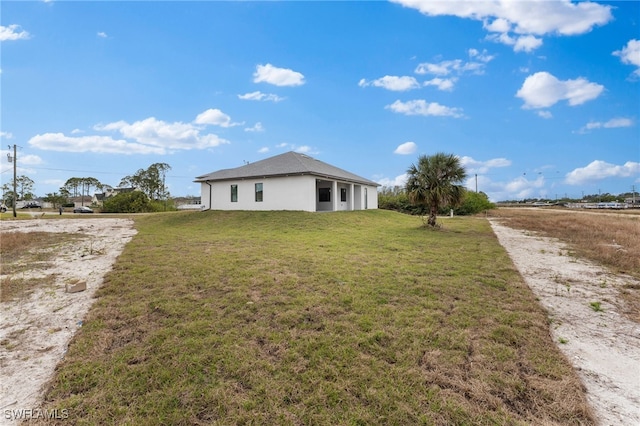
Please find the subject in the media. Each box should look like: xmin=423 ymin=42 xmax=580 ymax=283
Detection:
xmin=194 ymin=151 xmax=379 ymax=212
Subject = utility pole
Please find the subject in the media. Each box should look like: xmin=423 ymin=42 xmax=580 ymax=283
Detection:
xmin=7 ymin=144 xmax=17 ymax=217
xmin=475 ymin=174 xmax=478 ymax=193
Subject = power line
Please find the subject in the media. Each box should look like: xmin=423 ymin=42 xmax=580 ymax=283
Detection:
xmin=25 ymin=166 xmax=195 ymax=180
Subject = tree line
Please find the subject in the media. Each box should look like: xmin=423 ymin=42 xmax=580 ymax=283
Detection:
xmin=1 ymin=163 xmax=172 ymax=213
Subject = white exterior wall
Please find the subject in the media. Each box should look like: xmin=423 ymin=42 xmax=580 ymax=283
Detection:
xmin=200 ymin=176 xmax=378 ymax=212
xmin=201 ymin=175 xmax=317 ymax=211
xmin=357 ymin=185 xmax=378 ymax=210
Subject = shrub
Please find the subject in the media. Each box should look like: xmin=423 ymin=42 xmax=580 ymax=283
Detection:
xmin=453 ymin=191 xmax=495 ymax=215
xmin=380 ymin=187 xmax=494 ymax=216
xmin=378 ymin=187 xmax=427 ymax=216
xmin=103 ymin=191 xmax=157 ymax=213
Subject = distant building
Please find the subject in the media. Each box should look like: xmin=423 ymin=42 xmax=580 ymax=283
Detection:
xmin=92 ymin=187 xmax=137 ymax=206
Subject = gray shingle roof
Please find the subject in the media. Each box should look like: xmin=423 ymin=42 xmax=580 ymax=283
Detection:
xmin=195 ymin=151 xmax=379 ymax=186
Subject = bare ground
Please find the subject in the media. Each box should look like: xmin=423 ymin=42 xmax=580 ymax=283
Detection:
xmin=0 ymin=218 xmax=136 ymax=425
xmin=1 ymin=216 xmax=638 ymax=425
xmin=489 ymin=219 xmax=640 ymax=426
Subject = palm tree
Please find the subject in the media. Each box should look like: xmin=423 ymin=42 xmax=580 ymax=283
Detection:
xmin=405 ymin=153 xmax=467 ymax=227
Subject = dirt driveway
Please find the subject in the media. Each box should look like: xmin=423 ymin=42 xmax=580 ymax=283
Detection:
xmin=0 ymin=218 xmax=136 ymax=425
xmin=490 ymin=219 xmax=640 ymax=426
xmin=1 ymin=216 xmax=638 ymax=425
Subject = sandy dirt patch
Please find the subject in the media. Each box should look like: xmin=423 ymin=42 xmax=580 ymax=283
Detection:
xmin=0 ymin=218 xmax=136 ymax=425
xmin=489 ymin=219 xmax=640 ymax=426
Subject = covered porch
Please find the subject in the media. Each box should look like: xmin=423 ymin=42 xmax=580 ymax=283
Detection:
xmin=315 ymin=179 xmax=371 ymax=212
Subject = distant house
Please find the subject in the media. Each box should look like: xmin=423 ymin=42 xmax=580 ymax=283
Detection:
xmin=194 ymin=151 xmax=379 ymax=212
xmin=92 ymin=187 xmax=137 ymax=206
xmin=625 ymin=197 xmax=640 ymax=207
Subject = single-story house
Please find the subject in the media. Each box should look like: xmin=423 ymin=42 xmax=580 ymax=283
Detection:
xmin=92 ymin=187 xmax=136 ymax=206
xmin=194 ymin=151 xmax=379 ymax=212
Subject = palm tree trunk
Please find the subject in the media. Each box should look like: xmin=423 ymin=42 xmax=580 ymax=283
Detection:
xmin=428 ymin=206 xmax=437 ymax=227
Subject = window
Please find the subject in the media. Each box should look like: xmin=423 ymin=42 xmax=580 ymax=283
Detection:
xmin=340 ymin=188 xmax=347 ymax=202
xmin=319 ymin=187 xmax=330 ymax=202
xmin=255 ymin=183 xmax=263 ymax=202
xmin=230 ymin=185 xmax=238 ymax=202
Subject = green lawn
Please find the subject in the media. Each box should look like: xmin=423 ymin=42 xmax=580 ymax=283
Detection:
xmin=38 ymin=210 xmax=593 ymax=425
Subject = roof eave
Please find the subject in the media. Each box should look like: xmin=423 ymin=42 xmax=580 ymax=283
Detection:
xmin=195 ymin=172 xmax=379 ymax=186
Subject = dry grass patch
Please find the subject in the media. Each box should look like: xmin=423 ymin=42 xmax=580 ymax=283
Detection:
xmin=490 ymin=207 xmax=640 ymax=321
xmin=1 ymin=232 xmax=81 ymax=301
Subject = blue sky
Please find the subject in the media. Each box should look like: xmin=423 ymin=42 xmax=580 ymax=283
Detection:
xmin=1 ymin=0 xmax=638 ymax=201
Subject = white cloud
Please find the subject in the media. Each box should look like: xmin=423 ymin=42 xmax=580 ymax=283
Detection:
xmin=95 ymin=115 xmax=230 ymax=151
xmin=503 ymin=174 xmax=546 ymax=199
xmin=468 ymin=48 xmax=495 ymax=63
xmin=275 ymin=143 xmax=317 ymax=154
xmin=415 ymin=60 xmax=461 ymax=76
xmin=423 ymin=77 xmax=456 ymax=91
xmin=0 ymin=148 xmax=40 ymax=175
xmin=0 ymin=131 xmax=13 ymax=139
xmin=245 ymin=122 xmax=264 ymax=133
xmin=358 ymin=75 xmax=420 ymax=91
xmin=613 ymin=39 xmax=640 ymax=77
xmin=0 ymin=24 xmax=30 ymax=41
xmin=580 ymin=117 xmax=634 ymax=133
xmin=29 ymin=110 xmax=234 ymax=156
xmin=415 ymin=51 xmax=492 ymax=77
xmin=392 ymin=0 xmax=612 ymax=52
xmin=414 ymin=50 xmax=493 ymax=90
xmin=565 ymin=160 xmax=640 ymax=185
xmin=258 ymin=147 xmax=270 ymax=154
xmin=386 ymin=99 xmax=464 ymax=118
xmin=485 ymin=32 xmax=543 ymax=53
xmin=238 ymin=91 xmax=285 ymax=102
xmin=19 ymin=154 xmax=44 ymax=166
xmin=29 ymin=133 xmax=166 ymax=155
xmin=394 ymin=142 xmax=417 ymax=155
xmin=601 ymin=118 xmax=634 ymax=128
xmin=253 ymin=63 xmax=305 ymax=87
xmin=484 ymin=17 xmax=511 ymax=33
xmin=294 ymin=145 xmax=312 ymax=154
xmin=377 ymin=173 xmax=408 ymax=188
xmin=97 ymin=32 xmax=108 ymax=38
xmin=460 ymin=156 xmax=511 ymax=174
xmin=513 ymin=35 xmax=543 ymax=53
xmin=194 ymin=108 xmax=241 ymax=127
xmin=537 ymin=111 xmax=553 ymax=119
xmin=516 ymin=71 xmax=604 ymax=109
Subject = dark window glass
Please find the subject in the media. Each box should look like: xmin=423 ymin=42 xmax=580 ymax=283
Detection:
xmin=340 ymin=188 xmax=347 ymax=202
xmin=231 ymin=185 xmax=238 ymax=202
xmin=319 ymin=187 xmax=330 ymax=202
xmin=255 ymin=183 xmax=263 ymax=202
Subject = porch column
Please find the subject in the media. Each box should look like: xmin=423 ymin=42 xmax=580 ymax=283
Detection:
xmin=332 ymin=180 xmax=338 ymax=212
xmin=349 ymin=183 xmax=354 ymax=210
